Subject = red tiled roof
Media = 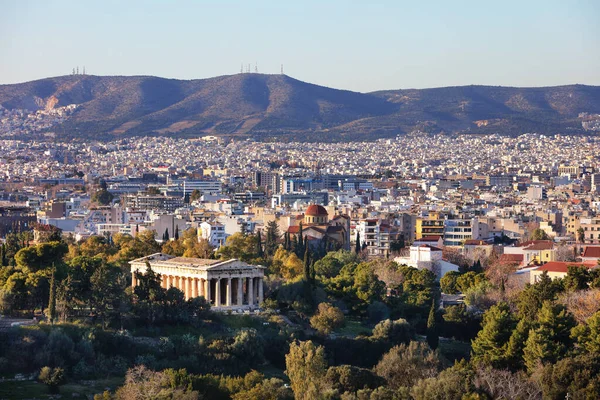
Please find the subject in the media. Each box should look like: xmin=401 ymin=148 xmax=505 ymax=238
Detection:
xmin=499 ymin=254 xmax=524 ymax=263
xmin=537 ymin=261 xmax=597 ymax=274
xmin=420 ymin=235 xmax=442 ymax=241
xmin=288 ymin=226 xmax=300 ymax=234
xmin=464 ymin=239 xmax=488 ymax=246
xmin=583 ymin=246 xmax=600 ymax=259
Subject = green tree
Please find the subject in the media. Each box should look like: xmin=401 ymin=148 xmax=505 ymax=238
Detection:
xmin=471 ymin=302 xmax=517 ymax=368
xmin=265 ymin=220 xmax=280 ymax=257
xmin=39 ymin=366 xmax=66 ymax=394
xmin=310 ymin=302 xmax=345 ymax=335
xmin=303 ymin=246 xmax=310 ymax=282
xmin=523 ymin=301 xmax=576 ymax=372
xmin=563 ymin=265 xmax=590 ymax=291
xmin=92 ymin=189 xmax=113 ymax=205
xmin=47 ymin=266 xmax=56 ymax=324
xmin=516 ymin=271 xmax=563 ymax=320
xmin=190 ymin=189 xmax=201 ymax=202
xmin=374 ymin=341 xmax=443 ymax=390
xmin=531 ymin=228 xmax=550 ymax=241
xmin=372 ymin=318 xmax=415 ymax=345
xmin=285 ymin=341 xmax=328 ymax=400
xmin=577 ymin=227 xmax=585 ymax=243
xmin=355 ymin=231 xmax=361 ymax=254
xmin=427 ymin=300 xmax=439 ymax=350
xmin=440 ymin=271 xmax=461 ymax=294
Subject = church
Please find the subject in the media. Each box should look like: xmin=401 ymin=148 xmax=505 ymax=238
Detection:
xmin=130 ymin=253 xmax=265 ymax=311
xmin=286 ymin=204 xmax=351 ymax=251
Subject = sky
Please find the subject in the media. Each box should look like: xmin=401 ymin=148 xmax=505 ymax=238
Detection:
xmin=1 ymin=0 xmax=599 ymax=92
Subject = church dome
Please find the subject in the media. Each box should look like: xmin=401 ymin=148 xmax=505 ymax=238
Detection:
xmin=305 ymin=204 xmax=328 ymax=216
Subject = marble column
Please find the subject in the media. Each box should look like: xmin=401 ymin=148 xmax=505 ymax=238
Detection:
xmin=237 ymin=277 xmax=243 ymax=305
xmin=131 ymin=272 xmax=137 ymax=288
xmin=200 ymin=278 xmax=205 ymax=297
xmin=186 ymin=277 xmax=193 ymax=300
xmin=258 ymin=278 xmax=264 ymax=304
xmin=214 ymin=278 xmax=221 ymax=307
xmin=192 ymin=278 xmax=198 ymax=298
xmin=205 ymin=279 xmax=211 ymax=304
xmin=248 ymin=277 xmax=254 ymax=306
xmin=226 ymin=278 xmax=232 ymax=306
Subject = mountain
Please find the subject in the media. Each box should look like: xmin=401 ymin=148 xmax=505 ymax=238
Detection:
xmin=0 ymin=74 xmax=599 ymax=141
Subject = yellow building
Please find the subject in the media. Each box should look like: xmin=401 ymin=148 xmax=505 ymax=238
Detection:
xmin=416 ymin=212 xmax=445 ymax=240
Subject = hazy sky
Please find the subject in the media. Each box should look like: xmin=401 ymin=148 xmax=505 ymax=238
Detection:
xmin=1 ymin=0 xmax=599 ymax=92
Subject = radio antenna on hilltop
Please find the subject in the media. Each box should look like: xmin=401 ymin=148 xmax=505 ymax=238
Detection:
xmin=247 ymin=63 xmax=251 ymax=73
xmin=255 ymin=62 xmax=258 ymax=73
xmin=76 ymin=66 xmax=79 ymax=75
xmin=240 ymin=63 xmax=243 ymax=73
xmin=281 ymin=64 xmax=284 ymax=75
xmin=83 ymin=66 xmax=86 ymax=75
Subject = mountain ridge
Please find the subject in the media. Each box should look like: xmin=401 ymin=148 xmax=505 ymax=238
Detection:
xmin=1 ymin=74 xmax=599 ymax=141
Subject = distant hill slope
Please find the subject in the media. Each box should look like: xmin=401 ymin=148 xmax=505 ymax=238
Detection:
xmin=0 ymin=74 xmax=599 ymax=140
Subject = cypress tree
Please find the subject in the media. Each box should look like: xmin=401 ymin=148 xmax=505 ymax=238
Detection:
xmin=164 ymin=228 xmax=169 ymax=241
xmin=256 ymin=231 xmax=263 ymax=257
xmin=426 ymin=300 xmax=439 ymax=350
xmin=174 ymin=225 xmax=179 ymax=240
xmin=355 ymin=232 xmax=361 ymax=254
xmin=0 ymin=243 xmax=5 ymax=266
xmin=298 ymin=222 xmax=304 ymax=253
xmin=304 ymin=246 xmax=311 ymax=282
xmin=48 ymin=266 xmax=57 ymax=325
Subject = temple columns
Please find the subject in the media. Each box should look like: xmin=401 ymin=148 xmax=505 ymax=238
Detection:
xmin=226 ymin=278 xmax=232 ymax=306
xmin=192 ymin=278 xmax=198 ymax=298
xmin=237 ymin=277 xmax=243 ymax=305
xmin=248 ymin=277 xmax=254 ymax=306
xmin=258 ymin=278 xmax=263 ymax=304
xmin=214 ymin=278 xmax=221 ymax=307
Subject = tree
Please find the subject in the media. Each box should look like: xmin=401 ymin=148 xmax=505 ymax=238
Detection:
xmin=355 ymin=231 xmax=361 ymax=254
xmin=531 ymin=228 xmax=550 ymax=241
xmin=190 ymin=189 xmax=201 ymax=202
xmin=426 ymin=300 xmax=439 ymax=350
xmin=471 ymin=302 xmax=517 ymax=368
xmin=92 ymin=189 xmax=113 ymax=205
xmin=374 ymin=341 xmax=442 ymax=389
xmin=39 ymin=366 xmax=66 ymax=394
xmin=372 ymin=318 xmax=414 ymax=345
xmin=0 ymin=243 xmax=6 ymax=266
xmin=523 ymin=301 xmax=576 ymax=372
xmin=256 ymin=231 xmax=263 ymax=258
xmin=578 ymin=227 xmax=585 ymax=243
xmin=285 ymin=341 xmax=328 ymax=400
xmin=411 ymin=361 xmax=475 ymax=400
xmin=47 ymin=266 xmax=56 ymax=324
xmin=516 ymin=271 xmax=563 ymax=320
xmin=440 ymin=271 xmax=461 ymax=294
xmin=174 ymin=225 xmax=179 ymax=241
xmin=310 ymin=303 xmax=345 ymax=335
xmin=265 ymin=221 xmax=280 ymax=257
xmin=563 ymin=265 xmax=590 ymax=291
xmin=303 ymin=246 xmax=310 ymax=282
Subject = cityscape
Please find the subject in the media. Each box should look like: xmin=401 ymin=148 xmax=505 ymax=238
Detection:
xmin=1 ymin=1 xmax=600 ymax=400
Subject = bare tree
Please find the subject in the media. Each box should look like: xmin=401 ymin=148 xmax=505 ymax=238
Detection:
xmin=559 ymin=289 xmax=600 ymax=323
xmin=474 ymin=365 xmax=542 ymax=400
